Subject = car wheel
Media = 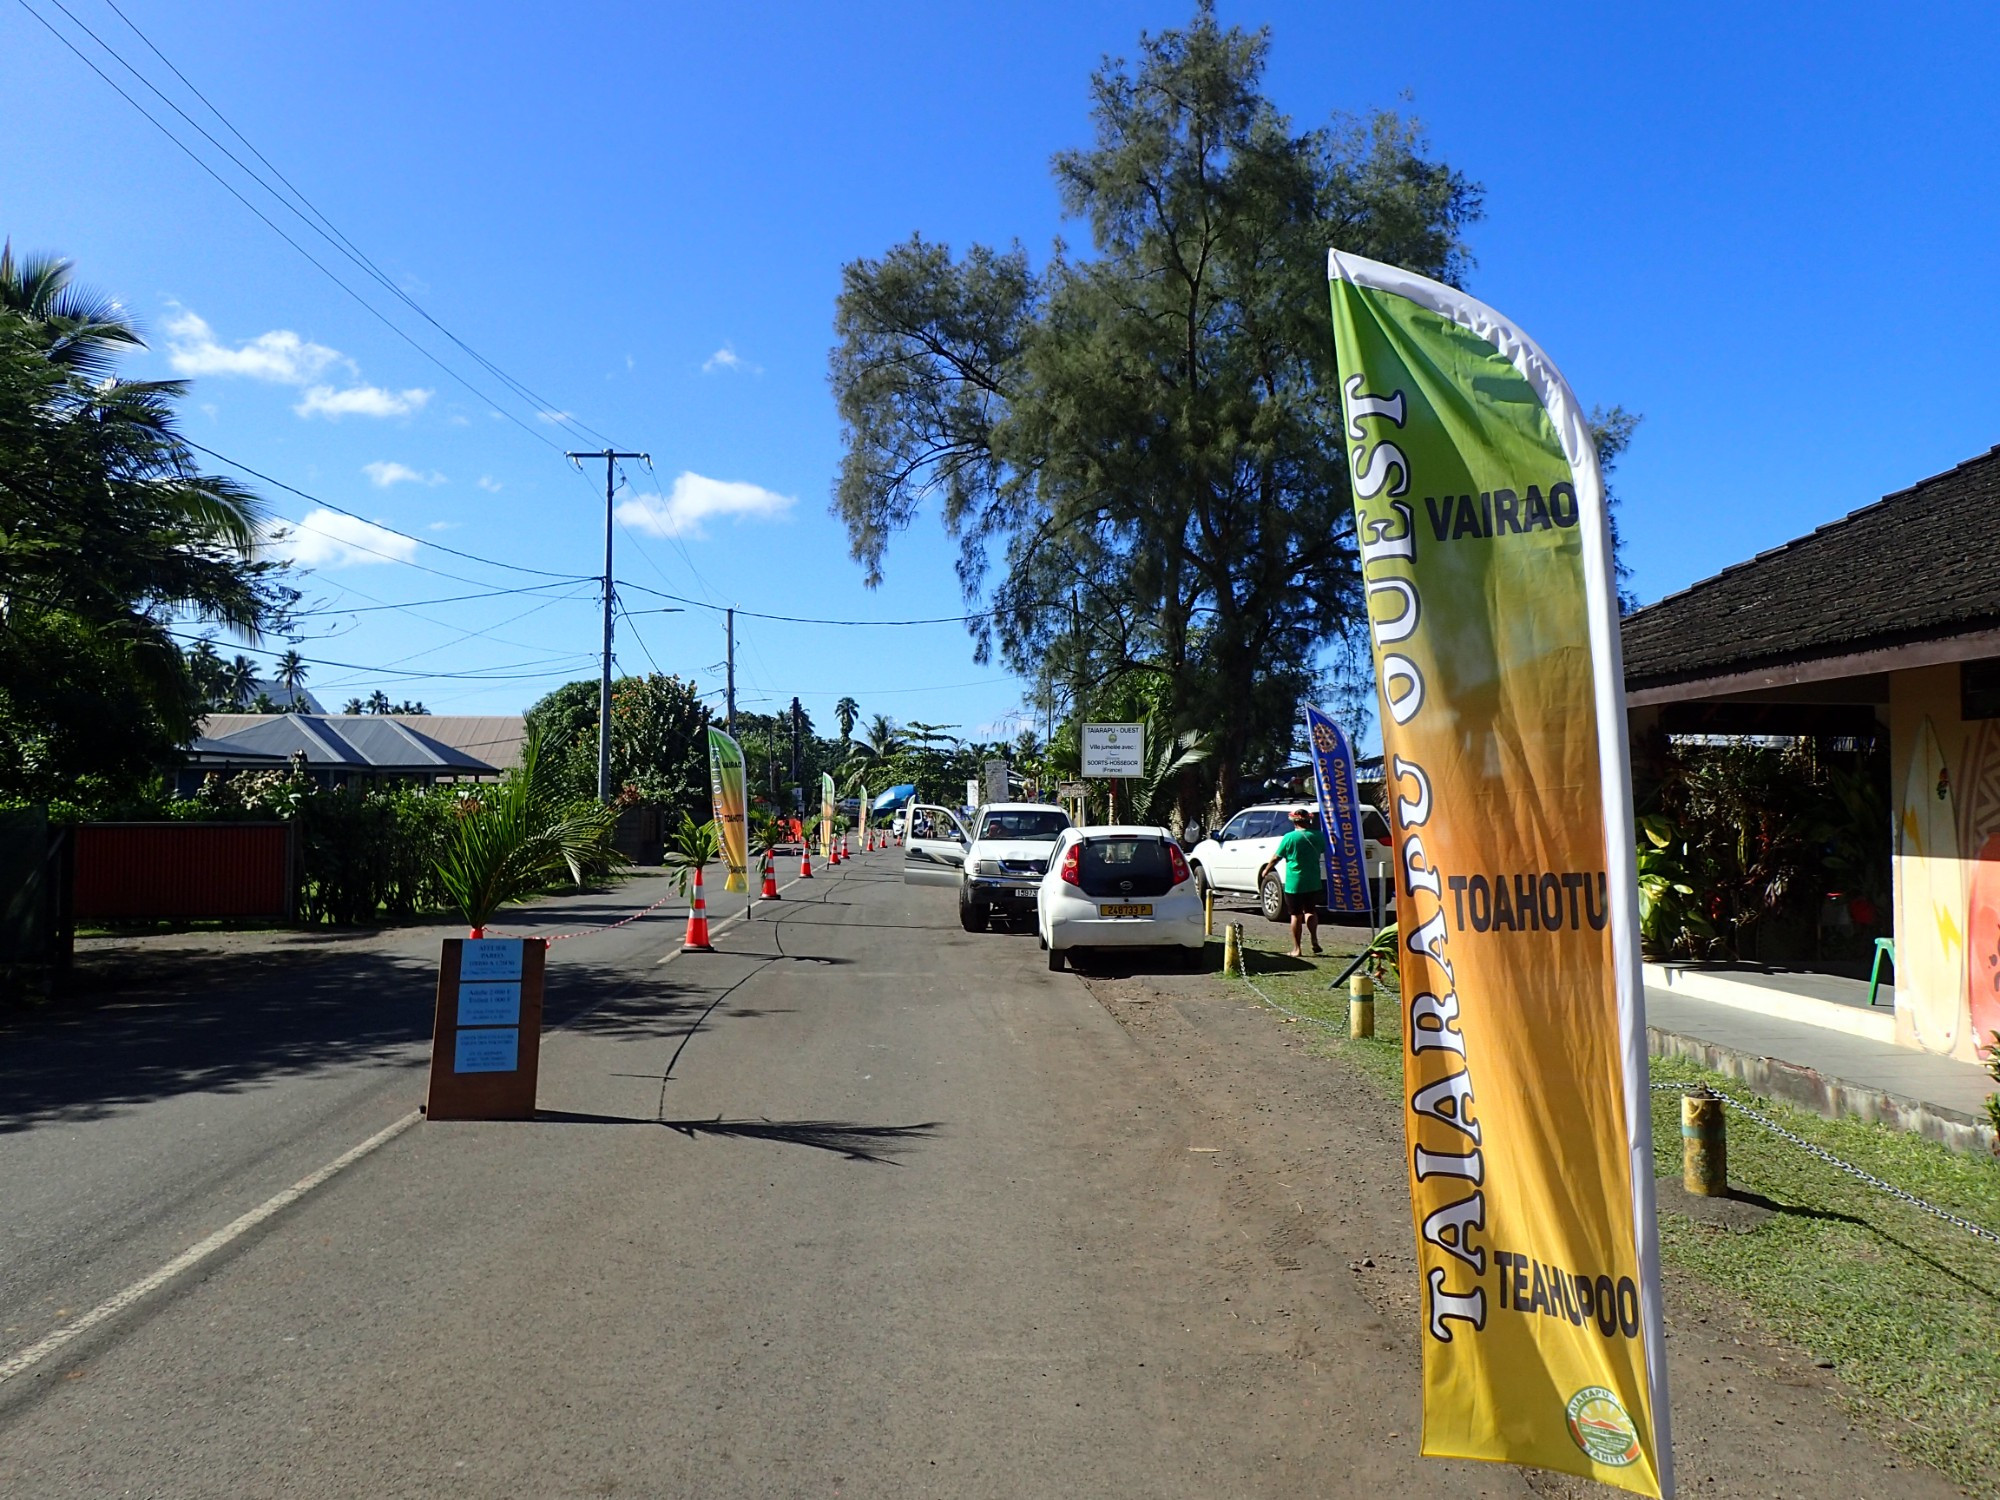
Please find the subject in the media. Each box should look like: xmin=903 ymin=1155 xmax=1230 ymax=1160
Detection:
xmin=1182 ymin=944 xmax=1206 ymax=972
xmin=1191 ymin=863 xmax=1211 ymax=904
xmin=1037 ymin=927 xmax=1048 ymax=950
xmin=958 ymin=893 xmax=987 ymax=933
xmin=1048 ymin=946 xmax=1065 ymax=972
xmin=1259 ymin=871 xmax=1287 ymax=923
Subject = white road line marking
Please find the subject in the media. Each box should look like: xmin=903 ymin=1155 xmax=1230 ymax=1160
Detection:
xmin=0 ymin=1109 xmax=421 ymax=1387
xmin=0 ymin=862 xmax=886 ymax=1383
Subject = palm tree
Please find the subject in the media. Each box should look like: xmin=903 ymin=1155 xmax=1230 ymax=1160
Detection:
xmin=862 ymin=714 xmax=901 ymax=755
xmin=341 ymin=698 xmax=365 ymax=715
xmin=366 ymin=690 xmax=391 ymax=715
xmin=225 ymin=655 xmax=258 ymax=707
xmin=0 ymin=241 xmax=143 ymax=379
xmin=274 ymin=649 xmax=308 ymax=706
xmin=186 ymin=639 xmax=225 ymax=707
xmin=434 ymin=727 xmax=624 ymax=935
xmin=835 ymin=696 xmax=860 ymax=742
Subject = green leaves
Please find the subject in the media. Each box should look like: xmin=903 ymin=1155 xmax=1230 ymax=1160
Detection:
xmin=0 ymin=247 xmax=295 ymax=808
xmin=433 ymin=728 xmax=625 ymax=932
xmin=829 ymin=9 xmax=1483 ymax=811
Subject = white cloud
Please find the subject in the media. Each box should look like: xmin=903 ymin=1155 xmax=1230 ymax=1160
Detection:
xmin=266 ymin=508 xmax=419 ymax=568
xmin=427 ymin=520 xmax=460 ymax=532
xmin=615 ymin=471 xmax=794 ymax=539
xmin=295 ymin=384 xmax=433 ymax=419
xmin=477 ymin=475 xmax=503 ymax=493
xmin=165 ymin=309 xmax=348 ymax=384
xmin=536 ymin=408 xmax=572 ymax=425
xmin=702 ymin=343 xmax=760 ymax=375
xmin=363 ymin=461 xmax=446 ymax=487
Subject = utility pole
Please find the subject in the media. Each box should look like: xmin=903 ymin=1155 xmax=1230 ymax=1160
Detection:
xmin=725 ymin=607 xmax=736 ymax=735
xmin=567 ymin=448 xmax=649 ymax=802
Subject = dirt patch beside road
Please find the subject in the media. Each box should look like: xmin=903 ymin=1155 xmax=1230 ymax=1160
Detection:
xmin=1076 ymin=962 xmax=1962 ymax=1500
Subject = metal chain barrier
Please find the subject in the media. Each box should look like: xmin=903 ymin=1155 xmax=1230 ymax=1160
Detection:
xmin=486 ymin=885 xmax=682 ymax=944
xmin=1651 ymin=1080 xmax=2000 ymax=1247
xmin=1235 ymin=956 xmax=2000 ymax=1249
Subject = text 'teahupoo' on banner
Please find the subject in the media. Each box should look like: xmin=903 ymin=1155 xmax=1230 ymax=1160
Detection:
xmin=1328 ymin=249 xmax=1671 ymax=1496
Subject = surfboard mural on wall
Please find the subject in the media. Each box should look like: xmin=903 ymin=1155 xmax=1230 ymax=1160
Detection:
xmin=1898 ymin=715 xmax=1966 ymax=1054
xmin=1956 ymin=720 xmax=2000 ymax=1058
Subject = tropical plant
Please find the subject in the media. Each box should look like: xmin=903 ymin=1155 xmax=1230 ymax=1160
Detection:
xmin=433 ymin=728 xmax=624 ymax=934
xmin=828 ymin=8 xmax=1482 ymax=811
xmin=835 ymin=696 xmax=860 ymax=741
xmin=366 ymin=690 xmax=392 ymax=714
xmin=525 ymin=672 xmax=707 ymax=811
xmin=1127 ymin=716 xmax=1212 ymax=826
xmin=275 ymin=648 xmax=308 ymax=703
xmin=661 ymin=811 xmax=720 ymax=900
xmin=342 ymin=698 xmax=365 ymax=715
xmin=0 ymin=246 xmax=294 ymax=807
xmin=225 ymin=655 xmax=258 ymax=706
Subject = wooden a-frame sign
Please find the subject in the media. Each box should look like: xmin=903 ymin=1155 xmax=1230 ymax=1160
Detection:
xmin=425 ymin=937 xmax=546 ymax=1121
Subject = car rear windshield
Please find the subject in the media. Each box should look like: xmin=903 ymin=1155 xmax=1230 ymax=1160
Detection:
xmin=980 ymin=810 xmax=1069 ymax=841
xmin=1078 ymin=836 xmax=1176 ymax=898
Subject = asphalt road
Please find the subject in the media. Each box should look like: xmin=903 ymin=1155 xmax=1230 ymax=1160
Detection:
xmin=0 ymin=853 xmax=1540 ymax=1498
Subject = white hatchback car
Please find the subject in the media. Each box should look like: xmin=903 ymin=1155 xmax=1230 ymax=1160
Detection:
xmin=1037 ymin=825 xmax=1205 ymax=971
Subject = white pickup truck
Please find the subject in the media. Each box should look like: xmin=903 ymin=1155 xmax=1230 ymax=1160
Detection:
xmin=902 ymin=800 xmax=1073 ymax=931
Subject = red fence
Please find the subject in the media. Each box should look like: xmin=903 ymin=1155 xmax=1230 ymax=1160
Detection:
xmin=73 ymin=822 xmax=294 ymax=921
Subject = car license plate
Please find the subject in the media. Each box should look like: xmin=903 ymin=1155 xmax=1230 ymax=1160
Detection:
xmin=1098 ymin=903 xmax=1153 ymax=918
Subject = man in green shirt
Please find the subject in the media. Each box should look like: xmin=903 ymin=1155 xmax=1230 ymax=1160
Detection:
xmin=1259 ymin=807 xmax=1326 ymax=958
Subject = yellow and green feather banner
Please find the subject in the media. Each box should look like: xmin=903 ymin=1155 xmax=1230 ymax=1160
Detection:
xmin=820 ymin=772 xmax=837 ymax=860
xmin=707 ymin=727 xmax=749 ymax=894
xmin=1328 ymin=249 xmax=1671 ymax=1496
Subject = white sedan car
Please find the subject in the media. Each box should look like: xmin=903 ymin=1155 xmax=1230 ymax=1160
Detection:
xmin=1037 ymin=825 xmax=1206 ymax=971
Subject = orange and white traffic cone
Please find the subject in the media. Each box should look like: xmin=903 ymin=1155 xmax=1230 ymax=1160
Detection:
xmin=760 ymin=851 xmax=780 ymax=901
xmin=830 ymin=839 xmax=842 ymax=867
xmin=684 ymin=865 xmax=715 ymax=951
xmin=799 ymin=845 xmax=814 ymax=879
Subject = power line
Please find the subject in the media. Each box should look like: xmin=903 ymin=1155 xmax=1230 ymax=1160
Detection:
xmin=184 ymin=440 xmax=596 ymax=583
xmin=169 ymin=630 xmax=594 ymax=683
xmin=614 ymin=579 xmax=1063 ymax=628
xmin=93 ymin=0 xmax=626 ymax=455
xmin=15 ymin=0 xmax=615 ymax=460
xmin=290 ymin=581 xmax=584 ymax=617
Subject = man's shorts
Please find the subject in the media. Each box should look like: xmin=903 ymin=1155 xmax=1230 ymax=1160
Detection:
xmin=1281 ymin=889 xmax=1323 ymax=918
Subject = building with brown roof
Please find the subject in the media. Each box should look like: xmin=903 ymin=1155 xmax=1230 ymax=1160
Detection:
xmin=1623 ymin=446 xmax=2000 ymax=1064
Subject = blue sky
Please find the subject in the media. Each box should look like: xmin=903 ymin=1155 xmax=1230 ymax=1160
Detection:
xmin=4 ymin=1 xmax=1996 ymax=742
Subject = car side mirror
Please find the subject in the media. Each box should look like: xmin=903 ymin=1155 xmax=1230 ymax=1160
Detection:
xmin=1214 ymin=831 xmax=1228 ymax=843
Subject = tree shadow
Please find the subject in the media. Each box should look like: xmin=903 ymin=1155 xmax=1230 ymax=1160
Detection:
xmin=0 ymin=942 xmax=777 ymax=1133
xmin=532 ymin=1111 xmax=941 ymax=1164
xmin=1063 ymin=949 xmax=1206 ymax=979
xmin=1731 ymin=1190 xmax=2000 ymax=1302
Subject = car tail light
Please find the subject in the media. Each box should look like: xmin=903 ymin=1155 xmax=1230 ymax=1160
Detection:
xmin=1060 ymin=845 xmax=1082 ymax=886
xmin=1168 ymin=843 xmax=1190 ymax=885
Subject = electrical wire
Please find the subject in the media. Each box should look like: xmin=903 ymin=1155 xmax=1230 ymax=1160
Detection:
xmin=184 ymin=440 xmax=596 ymax=583
xmin=614 ymin=578 xmax=1062 ymax=628
xmin=16 ymin=0 xmax=626 ymax=460
xmin=94 ymin=0 xmax=626 ymax=454
xmin=169 ymin=630 xmax=595 ymax=683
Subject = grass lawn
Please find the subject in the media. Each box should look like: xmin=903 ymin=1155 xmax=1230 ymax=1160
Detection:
xmin=1221 ymin=918 xmax=2000 ymax=1496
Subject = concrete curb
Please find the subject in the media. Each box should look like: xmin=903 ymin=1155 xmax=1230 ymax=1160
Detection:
xmin=1648 ymin=1025 xmax=1998 ymax=1158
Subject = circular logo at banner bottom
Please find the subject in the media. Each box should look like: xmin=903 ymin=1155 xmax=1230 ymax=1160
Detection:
xmin=1565 ymin=1386 xmax=1641 ymax=1467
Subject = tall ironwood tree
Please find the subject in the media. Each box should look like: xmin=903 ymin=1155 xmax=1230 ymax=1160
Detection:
xmin=829 ymin=7 xmax=1481 ymax=808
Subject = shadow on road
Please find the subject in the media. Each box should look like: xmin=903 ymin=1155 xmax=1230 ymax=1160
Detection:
xmin=532 ymin=1111 xmax=942 ymax=1164
xmin=0 ymin=940 xmax=771 ymax=1134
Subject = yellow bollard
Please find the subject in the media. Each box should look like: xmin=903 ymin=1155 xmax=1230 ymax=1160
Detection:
xmin=1204 ymin=887 xmax=1214 ymax=937
xmin=1222 ymin=921 xmax=1244 ymax=976
xmin=1682 ymin=1090 xmax=1727 ymax=1197
xmin=1348 ymin=972 xmax=1375 ymax=1038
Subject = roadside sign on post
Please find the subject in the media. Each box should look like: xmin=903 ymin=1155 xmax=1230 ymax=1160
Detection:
xmin=1081 ymin=723 xmax=1145 ymax=778
xmin=983 ymin=760 xmax=1010 ymax=805
xmin=425 ymin=937 xmax=546 ymax=1121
